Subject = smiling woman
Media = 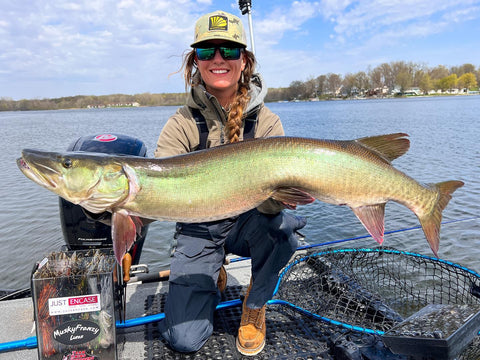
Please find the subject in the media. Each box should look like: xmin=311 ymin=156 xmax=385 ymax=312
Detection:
xmin=148 ymin=9 xmax=308 ymax=357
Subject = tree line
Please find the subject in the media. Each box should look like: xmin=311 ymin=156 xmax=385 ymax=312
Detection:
xmin=264 ymin=62 xmax=479 ymax=102
xmin=1 ymin=61 xmax=479 ymax=111
xmin=0 ymin=93 xmax=187 ymax=112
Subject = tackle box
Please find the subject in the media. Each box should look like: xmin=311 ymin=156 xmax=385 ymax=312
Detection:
xmin=32 ymin=249 xmax=117 ymax=360
xmin=382 ymin=303 xmax=480 ymax=360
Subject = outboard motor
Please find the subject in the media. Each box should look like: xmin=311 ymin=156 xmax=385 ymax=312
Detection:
xmin=59 ymin=133 xmax=148 ymax=265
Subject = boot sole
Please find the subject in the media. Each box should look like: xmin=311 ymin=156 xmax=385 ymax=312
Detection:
xmin=236 ymin=337 xmax=265 ymax=356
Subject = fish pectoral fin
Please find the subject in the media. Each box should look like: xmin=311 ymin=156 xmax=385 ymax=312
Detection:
xmin=351 ymin=204 xmax=386 ymax=244
xmin=131 ymin=216 xmax=143 ymax=236
xmin=355 ymin=133 xmax=410 ymax=162
xmin=112 ymin=210 xmax=138 ymax=263
xmin=271 ymin=187 xmax=316 ymax=208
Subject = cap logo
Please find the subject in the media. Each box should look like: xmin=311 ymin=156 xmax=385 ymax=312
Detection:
xmin=209 ymin=15 xmax=228 ymax=31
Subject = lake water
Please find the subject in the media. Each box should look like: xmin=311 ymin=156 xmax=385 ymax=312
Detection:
xmin=1 ymin=96 xmax=479 ymax=291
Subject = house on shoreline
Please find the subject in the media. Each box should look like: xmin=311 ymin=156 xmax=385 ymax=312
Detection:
xmin=87 ymin=102 xmax=140 ymax=109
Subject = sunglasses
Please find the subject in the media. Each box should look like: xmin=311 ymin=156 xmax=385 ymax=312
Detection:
xmin=195 ymin=47 xmax=243 ymax=61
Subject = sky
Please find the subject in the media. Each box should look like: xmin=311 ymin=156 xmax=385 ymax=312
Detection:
xmin=1 ymin=0 xmax=480 ymax=100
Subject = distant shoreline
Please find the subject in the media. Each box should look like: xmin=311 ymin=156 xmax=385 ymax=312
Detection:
xmin=1 ymin=92 xmax=479 ymax=112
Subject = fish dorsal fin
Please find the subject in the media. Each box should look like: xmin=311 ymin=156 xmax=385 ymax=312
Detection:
xmin=271 ymin=187 xmax=316 ymax=208
xmin=355 ymin=133 xmax=410 ymax=162
xmin=351 ymin=204 xmax=386 ymax=245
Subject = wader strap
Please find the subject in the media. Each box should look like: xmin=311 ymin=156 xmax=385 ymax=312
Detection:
xmin=190 ymin=107 xmax=257 ymax=150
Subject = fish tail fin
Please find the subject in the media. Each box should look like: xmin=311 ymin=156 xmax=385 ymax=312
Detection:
xmin=419 ymin=180 xmax=464 ymax=256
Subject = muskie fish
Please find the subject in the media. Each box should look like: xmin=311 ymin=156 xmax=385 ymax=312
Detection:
xmin=17 ymin=134 xmax=464 ymax=263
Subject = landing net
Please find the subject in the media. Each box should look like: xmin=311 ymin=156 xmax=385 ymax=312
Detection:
xmin=274 ymin=247 xmax=480 ymax=334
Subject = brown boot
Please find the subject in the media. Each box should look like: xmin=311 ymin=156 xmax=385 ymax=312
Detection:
xmin=217 ymin=265 xmax=227 ymax=293
xmin=236 ymin=283 xmax=266 ymax=356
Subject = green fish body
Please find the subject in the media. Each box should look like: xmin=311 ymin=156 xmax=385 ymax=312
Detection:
xmin=17 ymin=134 xmax=464 ymax=262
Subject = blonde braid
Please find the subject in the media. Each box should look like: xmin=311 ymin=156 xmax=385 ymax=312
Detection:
xmin=225 ymin=50 xmax=256 ymax=143
xmin=225 ymin=85 xmax=249 ymax=143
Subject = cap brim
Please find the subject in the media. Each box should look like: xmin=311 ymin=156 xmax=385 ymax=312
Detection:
xmin=191 ymin=37 xmax=247 ymax=48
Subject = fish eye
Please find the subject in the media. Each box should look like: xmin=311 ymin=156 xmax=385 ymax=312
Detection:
xmin=63 ymin=158 xmax=73 ymax=168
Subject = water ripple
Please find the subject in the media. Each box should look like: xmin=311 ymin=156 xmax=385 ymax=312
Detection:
xmin=1 ymin=98 xmax=479 ymax=289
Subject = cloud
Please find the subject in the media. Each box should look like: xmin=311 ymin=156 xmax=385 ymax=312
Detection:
xmin=327 ymin=0 xmax=480 ymax=42
xmin=1 ymin=0 xmax=208 ymax=97
xmin=254 ymin=1 xmax=324 ymax=46
xmin=2 ymin=0 xmax=480 ymax=99
xmin=252 ymin=0 xmax=480 ymax=89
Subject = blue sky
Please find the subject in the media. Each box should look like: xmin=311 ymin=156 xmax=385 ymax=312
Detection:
xmin=2 ymin=0 xmax=480 ymax=100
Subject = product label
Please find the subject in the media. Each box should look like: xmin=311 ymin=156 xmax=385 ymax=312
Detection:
xmin=49 ymin=294 xmax=100 ymax=316
xmin=53 ymin=320 xmax=100 ymax=345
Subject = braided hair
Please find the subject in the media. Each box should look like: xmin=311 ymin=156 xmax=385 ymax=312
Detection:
xmin=182 ymin=49 xmax=256 ymax=143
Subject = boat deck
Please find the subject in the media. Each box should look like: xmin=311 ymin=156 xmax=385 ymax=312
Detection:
xmin=0 ymin=259 xmax=251 ymax=359
xmin=2 ymin=255 xmax=478 ymax=360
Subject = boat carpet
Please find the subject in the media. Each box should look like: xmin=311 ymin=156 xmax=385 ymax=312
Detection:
xmin=142 ymin=285 xmax=407 ymax=360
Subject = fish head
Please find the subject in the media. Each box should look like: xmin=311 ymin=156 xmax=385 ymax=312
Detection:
xmin=17 ymin=149 xmax=130 ymax=213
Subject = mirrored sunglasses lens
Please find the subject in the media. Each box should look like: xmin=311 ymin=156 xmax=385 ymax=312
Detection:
xmin=196 ymin=48 xmax=215 ymax=60
xmin=219 ymin=47 xmax=241 ymax=60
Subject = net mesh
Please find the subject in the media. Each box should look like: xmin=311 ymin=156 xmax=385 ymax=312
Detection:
xmin=275 ymin=247 xmax=480 ymax=334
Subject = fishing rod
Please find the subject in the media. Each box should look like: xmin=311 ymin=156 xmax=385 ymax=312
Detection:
xmin=238 ymin=0 xmax=255 ymax=54
xmin=5 ymin=238 xmax=480 ymax=353
xmin=1 ymin=216 xmax=477 ymax=301
xmin=230 ymin=215 xmax=480 ymax=263
xmin=3 ymin=216 xmax=476 ymax=301
xmin=1 ymin=216 xmax=478 ymax=352
xmin=298 ymin=216 xmax=480 ymax=251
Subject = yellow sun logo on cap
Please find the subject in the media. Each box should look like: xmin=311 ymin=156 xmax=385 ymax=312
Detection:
xmin=209 ymin=15 xmax=228 ymax=31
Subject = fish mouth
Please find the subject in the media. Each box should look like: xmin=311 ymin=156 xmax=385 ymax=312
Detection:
xmin=17 ymin=151 xmax=60 ymax=189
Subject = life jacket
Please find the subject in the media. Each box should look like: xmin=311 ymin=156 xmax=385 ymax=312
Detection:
xmin=190 ymin=108 xmax=257 ymax=150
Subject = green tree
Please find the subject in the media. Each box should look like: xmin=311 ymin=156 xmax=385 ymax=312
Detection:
xmin=342 ymin=73 xmax=357 ymax=96
xmin=396 ymin=71 xmax=413 ymax=93
xmin=457 ymin=73 xmax=478 ymax=90
xmin=437 ymin=74 xmax=458 ymax=92
xmin=288 ymin=80 xmax=307 ymax=100
xmin=418 ymin=73 xmax=433 ymax=94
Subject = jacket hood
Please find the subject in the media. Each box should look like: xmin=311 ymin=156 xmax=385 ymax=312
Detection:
xmin=246 ymin=73 xmax=267 ymax=113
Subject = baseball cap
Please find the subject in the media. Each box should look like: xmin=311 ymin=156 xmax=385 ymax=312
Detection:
xmin=191 ymin=10 xmax=247 ymax=48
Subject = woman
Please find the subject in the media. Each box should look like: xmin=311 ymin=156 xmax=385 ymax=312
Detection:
xmin=155 ymin=10 xmax=306 ymax=356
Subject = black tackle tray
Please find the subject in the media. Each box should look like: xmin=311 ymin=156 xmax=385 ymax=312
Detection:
xmin=382 ymin=304 xmax=480 ymax=360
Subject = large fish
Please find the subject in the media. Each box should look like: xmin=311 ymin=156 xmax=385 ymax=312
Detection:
xmin=17 ymin=134 xmax=463 ymax=263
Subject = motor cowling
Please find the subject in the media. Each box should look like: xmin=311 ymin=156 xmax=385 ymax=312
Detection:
xmin=59 ymin=133 xmax=148 ymax=264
